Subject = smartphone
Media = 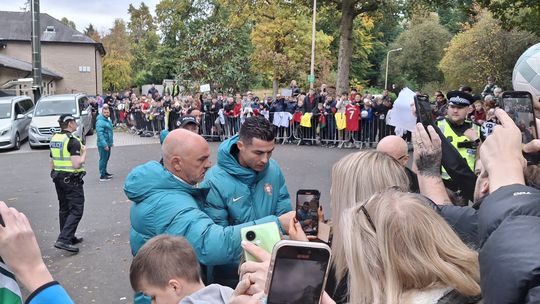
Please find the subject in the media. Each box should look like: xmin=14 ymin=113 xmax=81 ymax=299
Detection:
xmin=240 ymin=222 xmax=281 ymax=262
xmin=415 ymin=94 xmax=434 ymax=126
xmin=295 ymin=190 xmax=320 ymax=236
xmin=265 ymin=240 xmax=332 ymax=304
xmin=501 ymin=91 xmax=537 ymax=144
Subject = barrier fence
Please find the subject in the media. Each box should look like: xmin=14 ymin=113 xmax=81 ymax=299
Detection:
xmin=197 ymin=112 xmax=400 ymax=148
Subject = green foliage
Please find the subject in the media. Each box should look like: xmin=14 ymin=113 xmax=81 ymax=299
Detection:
xmin=476 ymin=0 xmax=540 ymax=36
xmin=127 ymin=3 xmax=159 ymax=79
xmin=84 ymin=24 xmax=101 ymax=42
xmin=439 ymin=12 xmax=538 ymax=91
xmin=385 ymin=13 xmax=452 ymax=90
xmin=102 ymin=19 xmax=132 ymax=91
xmin=60 ymin=17 xmax=76 ymax=30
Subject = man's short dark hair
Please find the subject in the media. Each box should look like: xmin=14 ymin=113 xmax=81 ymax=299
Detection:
xmin=239 ymin=116 xmax=275 ymax=145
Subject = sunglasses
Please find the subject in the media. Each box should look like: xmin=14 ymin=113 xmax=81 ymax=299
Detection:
xmin=358 ymin=199 xmax=376 ymax=233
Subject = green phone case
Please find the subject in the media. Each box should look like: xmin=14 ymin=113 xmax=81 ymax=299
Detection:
xmin=241 ymin=222 xmax=281 ymax=262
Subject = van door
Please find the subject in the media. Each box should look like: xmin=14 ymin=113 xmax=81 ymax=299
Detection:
xmin=78 ymin=96 xmax=91 ymax=135
xmin=19 ymin=98 xmax=34 ymax=138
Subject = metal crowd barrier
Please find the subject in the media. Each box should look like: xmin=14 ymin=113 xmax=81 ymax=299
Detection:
xmin=187 ymin=112 xmax=402 ymax=149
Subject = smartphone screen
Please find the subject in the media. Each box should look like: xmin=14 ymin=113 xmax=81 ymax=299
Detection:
xmin=414 ymin=95 xmax=434 ymax=126
xmin=267 ymin=244 xmax=331 ymax=304
xmin=295 ymin=190 xmax=320 ymax=236
xmin=502 ymin=91 xmax=537 ymax=144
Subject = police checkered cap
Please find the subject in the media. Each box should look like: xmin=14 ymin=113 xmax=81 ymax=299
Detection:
xmin=446 ymin=91 xmax=473 ymax=107
xmin=58 ymin=114 xmax=76 ymax=123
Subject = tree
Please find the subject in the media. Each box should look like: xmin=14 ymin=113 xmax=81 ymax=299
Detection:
xmin=439 ymin=12 xmax=538 ymax=91
xmin=101 ymin=19 xmax=132 ymax=91
xmin=127 ymin=2 xmax=159 ymax=83
xmin=476 ymin=0 xmax=540 ymax=36
xmin=84 ymin=24 xmax=101 ymax=42
xmin=384 ymin=13 xmax=452 ymax=90
xmin=60 ymin=17 xmax=76 ymax=30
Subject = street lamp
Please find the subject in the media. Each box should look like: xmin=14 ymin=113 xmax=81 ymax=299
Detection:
xmin=309 ymin=0 xmax=317 ymax=89
xmin=384 ymin=47 xmax=402 ymax=90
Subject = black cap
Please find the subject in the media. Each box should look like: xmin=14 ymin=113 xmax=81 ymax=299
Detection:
xmin=58 ymin=114 xmax=76 ymax=124
xmin=176 ymin=115 xmax=199 ymax=128
xmin=447 ymin=91 xmax=474 ymax=107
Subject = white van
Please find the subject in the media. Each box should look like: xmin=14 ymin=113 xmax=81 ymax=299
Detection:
xmin=28 ymin=94 xmax=93 ymax=148
xmin=0 ymin=96 xmax=34 ymax=150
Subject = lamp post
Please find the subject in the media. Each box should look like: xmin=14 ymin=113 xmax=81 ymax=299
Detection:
xmin=309 ymin=0 xmax=316 ymax=89
xmin=384 ymin=47 xmax=402 ymax=90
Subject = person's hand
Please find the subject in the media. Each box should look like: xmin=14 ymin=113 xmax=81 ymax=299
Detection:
xmin=229 ymin=276 xmax=265 ymax=304
xmin=321 ymin=291 xmax=337 ymax=304
xmin=278 ymin=211 xmax=295 ymax=233
xmin=523 ymin=139 xmax=540 ymax=154
xmin=464 ymin=128 xmax=480 ymax=142
xmin=288 ymin=217 xmax=309 ymax=242
xmin=239 ymin=241 xmax=271 ymax=295
xmin=412 ymin=123 xmax=442 ymax=177
xmin=0 ymin=201 xmax=53 ymax=293
xmin=104 ymin=146 xmax=110 ymax=151
xmin=480 ymin=109 xmax=526 ymax=192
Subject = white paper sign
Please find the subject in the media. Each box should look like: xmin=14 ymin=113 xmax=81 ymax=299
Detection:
xmin=387 ymin=87 xmax=417 ymax=132
xmin=200 ymin=84 xmax=211 ymax=92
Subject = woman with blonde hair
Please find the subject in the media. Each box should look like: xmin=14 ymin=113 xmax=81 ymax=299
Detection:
xmin=327 ymin=150 xmax=410 ymax=302
xmin=341 ymin=189 xmax=480 ymax=304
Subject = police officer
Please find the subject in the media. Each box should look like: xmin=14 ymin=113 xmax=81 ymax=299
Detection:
xmin=50 ymin=114 xmax=86 ymax=253
xmin=436 ymin=91 xmax=480 ymax=181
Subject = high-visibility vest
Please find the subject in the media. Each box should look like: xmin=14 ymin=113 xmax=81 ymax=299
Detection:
xmin=50 ymin=133 xmax=85 ymax=173
xmin=437 ymin=118 xmax=479 ymax=179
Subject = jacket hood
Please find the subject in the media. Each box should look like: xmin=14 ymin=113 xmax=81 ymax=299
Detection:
xmin=217 ymin=135 xmax=269 ymax=184
xmin=96 ymin=114 xmax=109 ymax=123
xmin=124 ymin=161 xmax=203 ymax=203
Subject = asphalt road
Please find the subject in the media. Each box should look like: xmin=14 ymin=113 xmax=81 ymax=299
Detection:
xmin=0 ymin=134 xmax=355 ymax=303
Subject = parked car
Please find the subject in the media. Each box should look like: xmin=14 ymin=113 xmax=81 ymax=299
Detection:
xmin=28 ymin=94 xmax=93 ymax=148
xmin=0 ymin=96 xmax=34 ymax=150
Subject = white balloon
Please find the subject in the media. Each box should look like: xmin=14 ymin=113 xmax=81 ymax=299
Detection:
xmin=513 ymin=43 xmax=540 ymax=100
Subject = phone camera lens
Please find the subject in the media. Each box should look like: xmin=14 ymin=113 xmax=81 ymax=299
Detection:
xmin=246 ymin=231 xmax=256 ymax=241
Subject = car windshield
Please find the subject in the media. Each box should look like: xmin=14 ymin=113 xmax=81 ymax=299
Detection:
xmin=0 ymin=104 xmax=11 ymax=119
xmin=34 ymin=99 xmax=76 ymax=117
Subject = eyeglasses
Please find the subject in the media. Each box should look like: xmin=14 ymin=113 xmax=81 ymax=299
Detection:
xmin=396 ymin=154 xmax=408 ymax=161
xmin=358 ymin=200 xmax=376 ymax=233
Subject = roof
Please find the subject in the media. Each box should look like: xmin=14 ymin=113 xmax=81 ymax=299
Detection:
xmin=0 ymin=11 xmax=105 ymax=55
xmin=0 ymin=53 xmax=62 ymax=79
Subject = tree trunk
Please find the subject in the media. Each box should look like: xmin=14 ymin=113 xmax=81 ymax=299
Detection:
xmin=272 ymin=78 xmax=279 ymax=98
xmin=335 ymin=0 xmax=355 ymax=95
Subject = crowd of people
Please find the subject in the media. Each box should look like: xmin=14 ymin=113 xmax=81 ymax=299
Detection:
xmin=2 ymin=75 xmax=540 ymax=304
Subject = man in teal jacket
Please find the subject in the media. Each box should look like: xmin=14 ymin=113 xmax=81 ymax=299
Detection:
xmin=96 ymin=106 xmax=114 ymax=181
xmin=202 ymin=116 xmax=293 ymax=286
xmin=125 ymin=129 xmax=294 ymax=303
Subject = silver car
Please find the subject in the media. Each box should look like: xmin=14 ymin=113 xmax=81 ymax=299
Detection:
xmin=0 ymin=96 xmax=34 ymax=150
xmin=28 ymin=94 xmax=93 ymax=148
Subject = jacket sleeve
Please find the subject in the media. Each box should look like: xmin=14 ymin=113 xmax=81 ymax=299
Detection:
xmin=165 ymin=203 xmax=281 ymax=266
xmin=478 ymin=184 xmax=540 ymax=303
xmin=25 ymin=281 xmax=74 ymax=304
xmin=437 ymin=205 xmax=478 ymax=249
xmin=275 ymin=167 xmax=292 ymax=216
xmin=95 ymin=119 xmax=108 ymax=147
xmin=203 ymin=180 xmax=230 ymax=227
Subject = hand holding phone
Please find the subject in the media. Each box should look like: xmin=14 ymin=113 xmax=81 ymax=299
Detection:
xmin=414 ymin=95 xmax=434 ymax=127
xmin=295 ymin=190 xmax=320 ymax=236
xmin=265 ymin=240 xmax=332 ymax=304
xmin=501 ymin=91 xmax=537 ymax=144
xmin=240 ymin=222 xmax=281 ymax=262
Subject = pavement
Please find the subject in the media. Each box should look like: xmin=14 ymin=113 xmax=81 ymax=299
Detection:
xmin=0 ymin=130 xmax=357 ymax=303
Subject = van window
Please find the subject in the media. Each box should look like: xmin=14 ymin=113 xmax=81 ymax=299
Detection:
xmin=0 ymin=104 xmax=11 ymax=119
xmin=14 ymin=102 xmax=24 ymax=115
xmin=19 ymin=99 xmax=34 ymax=113
xmin=78 ymin=97 xmax=88 ymax=113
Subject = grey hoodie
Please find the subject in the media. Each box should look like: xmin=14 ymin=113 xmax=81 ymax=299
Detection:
xmin=180 ymin=284 xmax=234 ymax=304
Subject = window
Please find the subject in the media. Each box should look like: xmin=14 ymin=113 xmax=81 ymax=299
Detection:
xmin=19 ymin=99 xmax=34 ymax=113
xmin=78 ymin=97 xmax=88 ymax=112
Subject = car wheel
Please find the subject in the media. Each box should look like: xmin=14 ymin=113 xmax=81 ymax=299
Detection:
xmin=14 ymin=133 xmax=21 ymax=150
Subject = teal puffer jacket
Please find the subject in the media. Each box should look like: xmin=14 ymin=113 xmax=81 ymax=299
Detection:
xmin=125 ymin=161 xmax=280 ymax=264
xmin=95 ymin=114 xmax=113 ymax=147
xmin=202 ymin=135 xmax=292 ymax=228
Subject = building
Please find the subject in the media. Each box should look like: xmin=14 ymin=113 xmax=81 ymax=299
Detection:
xmin=0 ymin=11 xmax=105 ymax=97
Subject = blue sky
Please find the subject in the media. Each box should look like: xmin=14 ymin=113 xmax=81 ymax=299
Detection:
xmin=0 ymin=0 xmax=161 ymax=34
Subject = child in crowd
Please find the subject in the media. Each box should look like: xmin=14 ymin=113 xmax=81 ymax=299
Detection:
xmin=130 ymin=235 xmax=233 ymax=304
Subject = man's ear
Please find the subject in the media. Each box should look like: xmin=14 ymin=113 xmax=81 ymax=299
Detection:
xmin=481 ymin=178 xmax=489 ymax=195
xmin=237 ymin=139 xmax=245 ymax=151
xmin=172 ymin=156 xmax=183 ymax=172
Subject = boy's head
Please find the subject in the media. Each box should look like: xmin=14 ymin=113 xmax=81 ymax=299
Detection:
xmin=130 ymin=235 xmax=201 ymax=304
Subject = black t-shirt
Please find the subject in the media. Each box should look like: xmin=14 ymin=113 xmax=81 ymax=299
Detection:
xmin=50 ymin=130 xmax=81 ymax=157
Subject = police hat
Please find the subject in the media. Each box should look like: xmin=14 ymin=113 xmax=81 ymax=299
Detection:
xmin=58 ymin=114 xmax=76 ymax=123
xmin=446 ymin=91 xmax=474 ymax=107
xmin=176 ymin=115 xmax=199 ymax=128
